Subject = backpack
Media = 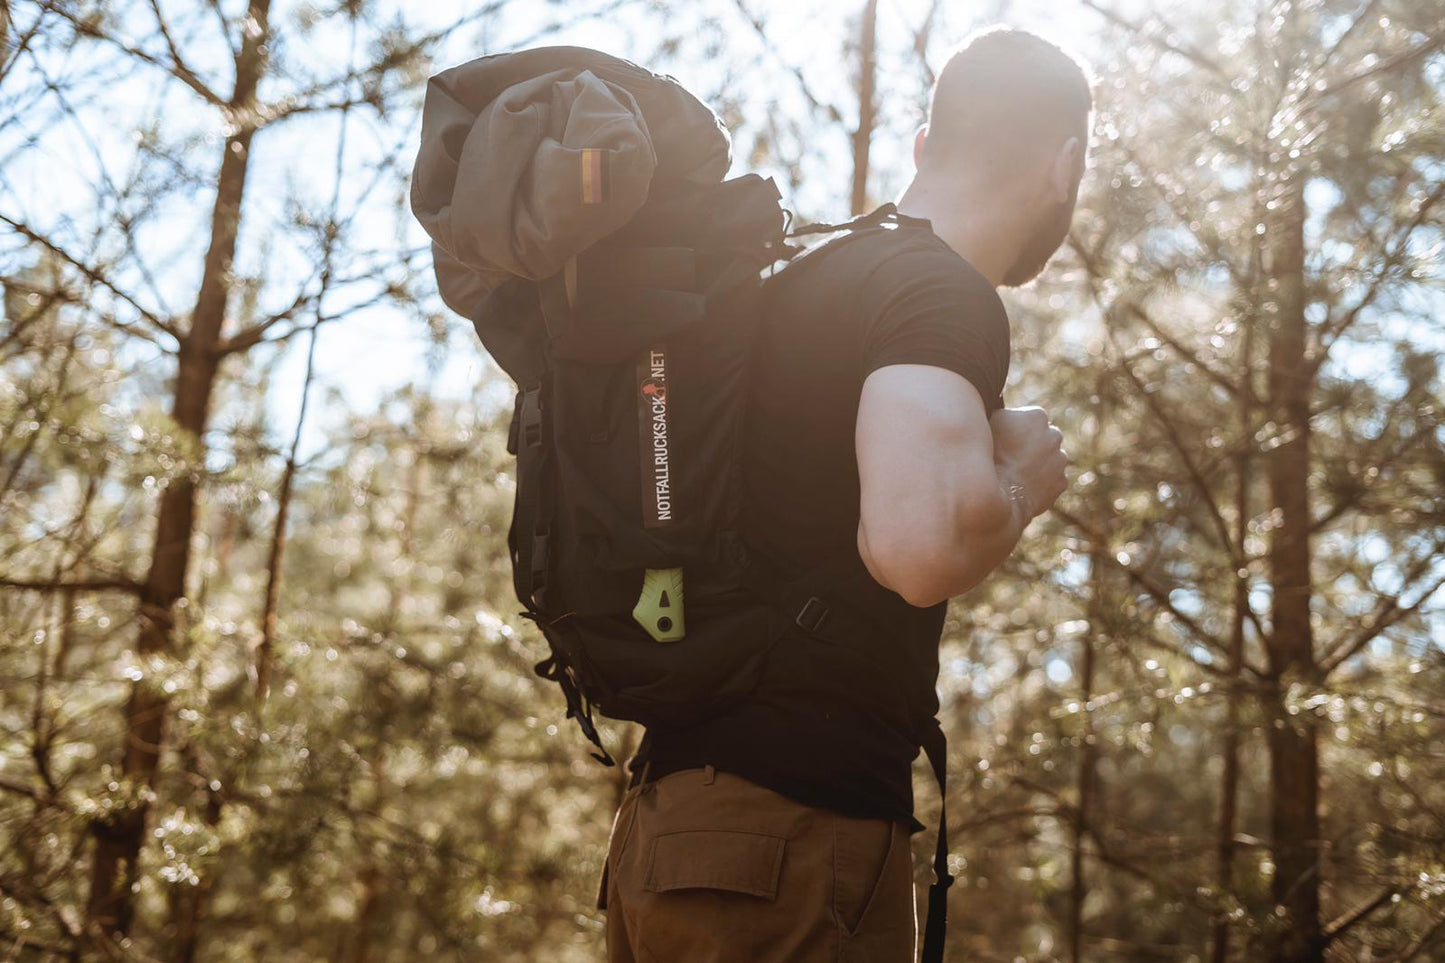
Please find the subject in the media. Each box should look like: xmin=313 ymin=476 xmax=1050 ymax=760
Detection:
xmin=411 ymin=45 xmax=955 ymax=963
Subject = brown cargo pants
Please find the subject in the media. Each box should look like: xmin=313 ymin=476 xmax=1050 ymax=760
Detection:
xmin=597 ymin=764 xmax=918 ymax=962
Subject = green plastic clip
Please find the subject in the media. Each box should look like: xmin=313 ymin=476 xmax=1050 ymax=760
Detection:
xmin=633 ymin=567 xmax=685 ymax=642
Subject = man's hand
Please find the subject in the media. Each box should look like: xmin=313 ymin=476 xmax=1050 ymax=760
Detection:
xmin=989 ymin=406 xmax=1069 ymax=520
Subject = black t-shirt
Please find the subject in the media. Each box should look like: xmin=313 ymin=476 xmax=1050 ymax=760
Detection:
xmin=633 ymin=217 xmax=1011 ymax=828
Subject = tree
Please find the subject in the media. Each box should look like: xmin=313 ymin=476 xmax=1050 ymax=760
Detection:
xmin=1030 ymin=0 xmax=1445 ymax=958
xmin=0 ymin=0 xmax=480 ymax=952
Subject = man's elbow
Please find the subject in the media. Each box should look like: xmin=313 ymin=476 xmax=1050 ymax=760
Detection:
xmin=857 ymin=486 xmax=1011 ymax=607
xmin=891 ymin=572 xmax=955 ymax=609
xmin=858 ymin=524 xmax=960 ymax=608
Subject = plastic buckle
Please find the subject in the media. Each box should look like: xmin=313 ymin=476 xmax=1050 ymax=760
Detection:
xmin=520 ymin=386 xmax=543 ymax=448
xmin=531 ymin=530 xmax=550 ymax=587
xmin=506 ymin=390 xmax=524 ymax=455
xmin=795 ymin=596 xmax=829 ymax=634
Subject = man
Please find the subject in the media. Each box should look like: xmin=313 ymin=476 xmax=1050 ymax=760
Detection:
xmin=598 ymin=26 xmax=1092 ymax=962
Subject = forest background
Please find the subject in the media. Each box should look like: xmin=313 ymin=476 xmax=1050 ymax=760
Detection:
xmin=1 ymin=0 xmax=1443 ymax=961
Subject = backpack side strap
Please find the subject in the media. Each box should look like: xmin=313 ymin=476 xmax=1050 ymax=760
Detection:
xmin=919 ymin=716 xmax=954 ymax=963
xmin=740 ymin=554 xmax=954 ymax=961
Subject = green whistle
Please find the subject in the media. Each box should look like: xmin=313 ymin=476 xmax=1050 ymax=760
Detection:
xmin=633 ymin=567 xmax=685 ymax=642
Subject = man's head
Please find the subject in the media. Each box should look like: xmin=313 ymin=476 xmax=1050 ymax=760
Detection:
xmin=910 ymin=28 xmax=1093 ymax=286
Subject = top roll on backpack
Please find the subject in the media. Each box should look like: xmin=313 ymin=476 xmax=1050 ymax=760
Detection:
xmin=410 ymin=45 xmax=955 ymax=962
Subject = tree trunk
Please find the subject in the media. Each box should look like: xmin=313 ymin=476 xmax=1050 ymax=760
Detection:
xmin=1212 ymin=226 xmax=1260 ymax=963
xmin=1263 ymin=171 xmax=1323 ymax=963
xmin=83 ymin=0 xmax=271 ymax=945
xmin=1070 ymin=392 xmax=1109 ymax=963
xmin=254 ymin=447 xmax=298 ymax=704
xmin=849 ymin=0 xmax=878 ymax=216
xmin=166 ymin=774 xmax=222 ymax=963
xmin=1069 ymin=569 xmax=1099 ymax=963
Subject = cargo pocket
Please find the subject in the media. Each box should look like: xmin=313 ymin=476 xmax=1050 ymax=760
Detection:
xmin=836 ymin=817 xmax=901 ymax=939
xmin=644 ymin=829 xmax=786 ymax=899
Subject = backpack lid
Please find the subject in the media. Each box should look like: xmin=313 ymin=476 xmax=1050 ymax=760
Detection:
xmin=410 ymin=46 xmax=732 ymax=319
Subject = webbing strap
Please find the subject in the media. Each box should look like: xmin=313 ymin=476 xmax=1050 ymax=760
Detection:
xmin=919 ymin=717 xmax=953 ymax=963
xmin=787 ymin=202 xmax=902 ymax=237
xmin=508 ymin=381 xmax=550 ymax=612
xmin=785 ymin=201 xmax=933 ymax=239
xmin=739 ymin=554 xmax=877 ymax=652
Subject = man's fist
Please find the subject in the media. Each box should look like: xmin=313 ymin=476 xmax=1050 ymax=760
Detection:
xmin=989 ymin=406 xmax=1069 ymax=520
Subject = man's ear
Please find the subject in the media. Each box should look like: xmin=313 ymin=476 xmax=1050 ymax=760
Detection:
xmin=913 ymin=125 xmax=928 ymax=169
xmin=1049 ymin=136 xmax=1083 ymax=204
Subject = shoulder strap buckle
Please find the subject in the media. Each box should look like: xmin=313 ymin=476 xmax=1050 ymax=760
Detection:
xmin=520 ymin=385 xmax=544 ymax=448
xmin=794 ymin=596 xmax=830 ymax=633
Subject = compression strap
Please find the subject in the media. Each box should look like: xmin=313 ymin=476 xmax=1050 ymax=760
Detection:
xmin=785 ymin=201 xmax=928 ymax=238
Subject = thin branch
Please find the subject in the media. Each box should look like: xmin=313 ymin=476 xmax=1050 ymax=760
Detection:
xmin=1309 ymin=404 xmax=1437 ymax=534
xmin=1054 ymin=506 xmax=1261 ymax=678
xmin=1310 ymin=0 xmax=1382 ymax=79
xmin=0 ymin=0 xmax=49 ymax=86
xmin=730 ymin=0 xmax=846 ymax=124
xmin=1310 ymin=180 xmax=1445 ymax=376
xmin=1111 ymin=350 xmax=1241 ymax=564
xmin=1323 ymin=885 xmax=1401 ymax=944
xmin=203 ymin=0 xmax=237 ymax=59
xmin=145 ymin=0 xmax=223 ymax=104
xmin=0 ymin=774 xmax=43 ymax=801
xmin=1310 ymin=34 xmax=1445 ymax=103
xmin=225 ymin=284 xmax=393 ymax=352
xmin=1107 ymin=341 xmax=1274 ymax=651
xmin=36 ymin=0 xmax=224 ymax=106
xmin=1068 ymin=233 xmax=1251 ymax=404
xmin=1382 ymin=907 xmax=1445 ymax=963
xmin=907 ymin=0 xmax=943 ymax=89
xmin=255 ymin=1 xmax=507 ymax=122
xmin=1116 ymin=139 xmax=1250 ymax=292
xmin=1077 ymin=0 xmax=1228 ymax=78
xmin=0 ymin=212 xmax=183 ymax=343
xmin=213 ymin=285 xmax=319 ymax=356
xmin=1320 ymin=550 xmax=1445 ymax=675
xmin=0 ymin=576 xmax=141 ymax=594
xmin=256 ymin=12 xmax=356 ymax=705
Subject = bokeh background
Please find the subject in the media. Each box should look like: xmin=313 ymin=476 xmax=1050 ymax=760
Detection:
xmin=1 ymin=0 xmax=1443 ymax=960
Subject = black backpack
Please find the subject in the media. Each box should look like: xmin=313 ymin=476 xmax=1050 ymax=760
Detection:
xmin=412 ymin=45 xmax=955 ymax=963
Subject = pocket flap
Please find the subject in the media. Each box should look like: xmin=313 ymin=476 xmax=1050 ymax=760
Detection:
xmin=644 ymin=830 xmax=786 ymax=899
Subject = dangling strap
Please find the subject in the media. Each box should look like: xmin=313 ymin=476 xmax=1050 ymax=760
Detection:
xmin=919 ymin=717 xmax=954 ymax=963
xmin=532 ymin=648 xmax=616 ymax=767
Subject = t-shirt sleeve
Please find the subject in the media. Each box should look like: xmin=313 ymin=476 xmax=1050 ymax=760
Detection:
xmin=857 ymin=245 xmax=1011 ymax=414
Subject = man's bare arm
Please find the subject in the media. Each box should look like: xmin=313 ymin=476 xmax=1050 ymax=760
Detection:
xmin=856 ymin=364 xmax=1065 ymax=607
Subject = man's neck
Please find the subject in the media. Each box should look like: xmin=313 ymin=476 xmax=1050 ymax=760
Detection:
xmin=893 ymin=179 xmax=1019 ymax=288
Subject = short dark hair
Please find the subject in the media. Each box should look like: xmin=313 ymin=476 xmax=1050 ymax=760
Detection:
xmin=920 ymin=27 xmax=1093 ymax=175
